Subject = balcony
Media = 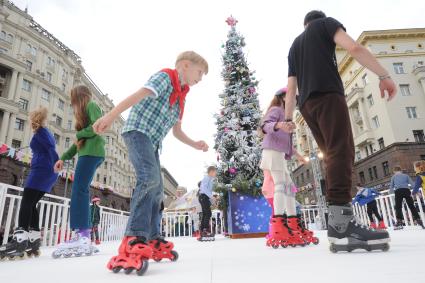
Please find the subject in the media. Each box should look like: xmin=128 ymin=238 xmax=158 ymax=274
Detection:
xmin=354 ymin=130 xmax=374 ymax=147
xmin=346 ymin=87 xmax=364 ymax=108
xmin=353 ymin=113 xmax=363 ymax=125
xmin=413 ymin=62 xmax=425 ymax=81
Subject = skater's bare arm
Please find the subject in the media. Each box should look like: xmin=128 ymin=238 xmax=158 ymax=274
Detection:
xmin=93 ymin=88 xmax=153 ymax=134
xmin=173 ymin=121 xmax=209 ymax=152
xmin=284 ymin=76 xmax=297 ymax=131
xmin=334 ymin=28 xmax=397 ymax=101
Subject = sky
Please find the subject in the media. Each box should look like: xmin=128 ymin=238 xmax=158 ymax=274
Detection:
xmin=11 ymin=0 xmax=425 ymax=191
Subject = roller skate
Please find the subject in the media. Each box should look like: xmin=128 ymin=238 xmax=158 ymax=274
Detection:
xmin=288 ymin=216 xmax=319 ymax=245
xmin=107 ymin=236 xmax=152 ymax=276
xmin=197 ymin=229 xmax=215 ymax=242
xmin=328 ymin=205 xmax=390 ymax=253
xmin=25 ymin=230 xmax=41 ymax=258
xmin=52 ymin=229 xmax=99 ymax=259
xmin=378 ymin=221 xmax=387 ymax=230
xmin=285 ymin=216 xmax=307 ymax=247
xmin=0 ymin=228 xmax=28 ymax=260
xmin=266 ymin=216 xmax=289 ymax=248
xmin=149 ymin=237 xmax=179 ymax=262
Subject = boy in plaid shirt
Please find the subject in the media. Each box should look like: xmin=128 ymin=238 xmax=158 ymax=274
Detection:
xmin=94 ymin=51 xmax=209 ymax=275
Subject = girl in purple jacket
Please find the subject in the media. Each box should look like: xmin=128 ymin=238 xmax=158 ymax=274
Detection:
xmin=0 ymin=107 xmax=59 ymax=260
xmin=260 ymin=88 xmax=318 ymax=248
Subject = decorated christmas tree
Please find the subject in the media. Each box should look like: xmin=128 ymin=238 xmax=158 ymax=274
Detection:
xmin=214 ymin=16 xmax=263 ymax=210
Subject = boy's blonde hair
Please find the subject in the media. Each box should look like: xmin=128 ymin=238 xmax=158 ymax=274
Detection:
xmin=176 ymin=51 xmax=209 ymax=74
xmin=29 ymin=107 xmax=48 ymax=132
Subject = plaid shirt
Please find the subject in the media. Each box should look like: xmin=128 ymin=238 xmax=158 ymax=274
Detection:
xmin=122 ymin=71 xmax=182 ymax=150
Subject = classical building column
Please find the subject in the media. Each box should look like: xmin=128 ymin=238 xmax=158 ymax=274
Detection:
xmin=0 ymin=110 xmax=10 ymax=144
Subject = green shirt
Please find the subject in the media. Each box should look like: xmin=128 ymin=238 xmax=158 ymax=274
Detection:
xmin=61 ymin=101 xmax=105 ymax=160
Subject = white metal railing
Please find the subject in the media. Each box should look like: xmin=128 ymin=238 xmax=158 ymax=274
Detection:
xmin=0 ymin=183 xmax=129 ymax=246
xmin=352 ymin=189 xmax=425 ymax=228
xmin=160 ymin=210 xmax=224 ymax=238
xmin=2 ymin=182 xmax=424 ymax=245
xmin=302 ymin=189 xmax=425 ymax=229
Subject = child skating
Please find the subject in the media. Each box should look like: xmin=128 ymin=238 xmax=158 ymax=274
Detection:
xmin=198 ymin=166 xmax=217 ymax=242
xmin=0 ymin=107 xmax=59 ymax=260
xmin=93 ymin=51 xmax=209 ymax=276
xmin=352 ymin=184 xmax=386 ymax=230
xmin=90 ymin=196 xmax=101 ymax=245
xmin=260 ymin=88 xmax=317 ymax=248
xmin=52 ymin=85 xmax=105 ymax=258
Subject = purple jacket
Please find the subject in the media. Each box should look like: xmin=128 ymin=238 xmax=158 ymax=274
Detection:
xmin=261 ymin=106 xmax=293 ymax=160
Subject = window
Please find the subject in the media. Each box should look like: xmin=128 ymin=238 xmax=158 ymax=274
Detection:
xmin=106 ymin=136 xmax=109 ymax=144
xmin=378 ymin=138 xmax=385 ymax=150
xmin=104 ymin=162 xmax=108 ymax=170
xmin=22 ymin=79 xmax=32 ymax=91
xmin=6 ymin=34 xmax=13 ymax=44
xmin=393 ymin=63 xmax=405 ymax=74
xmin=26 ymin=44 xmax=37 ymax=56
xmin=362 ymin=73 xmax=369 ymax=86
xmin=67 ymin=120 xmax=72 ymax=130
xmin=368 ymin=168 xmax=374 ymax=181
xmin=355 ymin=151 xmax=361 ymax=160
xmin=367 ymin=94 xmax=374 ymax=107
xmin=58 ymin=99 xmax=64 ymax=110
xmin=382 ymin=161 xmax=390 ymax=176
xmin=53 ymin=134 xmax=60 ymax=145
xmin=301 ymin=173 xmax=305 ymax=183
xmin=373 ymin=166 xmax=378 ymax=179
xmin=25 ymin=60 xmax=32 ymax=71
xmin=103 ymin=176 xmax=107 ymax=184
xmin=62 ymin=68 xmax=68 ymax=81
xmin=372 ymin=116 xmax=380 ymax=128
xmin=413 ymin=130 xmax=425 ymax=142
xmin=306 ymin=169 xmax=310 ymax=179
xmin=18 ymin=98 xmax=29 ymax=111
xmin=11 ymin=139 xmax=21 ymax=149
xmin=47 ymin=57 xmax=55 ymax=67
xmin=400 ymin=84 xmax=411 ymax=96
xmin=14 ymin=118 xmax=24 ymax=131
xmin=406 ymin=107 xmax=418 ymax=119
xmin=61 ymin=83 xmax=66 ymax=92
xmin=65 ymin=137 xmax=70 ymax=148
xmin=68 ymin=105 xmax=73 ymax=115
xmin=96 ymin=174 xmax=100 ymax=182
xmin=0 ymin=31 xmax=5 ymax=40
xmin=421 ymin=155 xmax=425 ymax=160
xmin=369 ymin=144 xmax=374 ymax=154
xmin=359 ymin=171 xmax=365 ymax=184
xmin=46 ymin=72 xmax=52 ymax=82
xmin=41 ymin=89 xmax=50 ymax=101
xmin=55 ymin=116 xmax=62 ymax=127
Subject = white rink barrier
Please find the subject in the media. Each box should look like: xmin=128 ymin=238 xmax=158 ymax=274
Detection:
xmin=160 ymin=210 xmax=224 ymax=238
xmin=0 ymin=183 xmax=128 ymax=246
xmin=2 ymin=183 xmax=425 ymax=246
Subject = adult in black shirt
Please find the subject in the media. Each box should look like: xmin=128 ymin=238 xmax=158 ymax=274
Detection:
xmin=284 ymin=11 xmax=396 ymax=253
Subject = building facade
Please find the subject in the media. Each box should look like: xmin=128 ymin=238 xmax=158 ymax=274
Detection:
xmin=0 ymin=2 xmax=179 ymax=209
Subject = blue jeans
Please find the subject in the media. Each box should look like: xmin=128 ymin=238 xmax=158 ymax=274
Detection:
xmin=123 ymin=131 xmax=163 ymax=240
xmin=70 ymin=156 xmax=104 ymax=230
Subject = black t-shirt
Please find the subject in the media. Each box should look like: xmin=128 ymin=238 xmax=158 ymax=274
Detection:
xmin=288 ymin=17 xmax=346 ymax=108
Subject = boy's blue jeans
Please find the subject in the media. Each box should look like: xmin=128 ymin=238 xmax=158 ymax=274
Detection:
xmin=122 ymin=131 xmax=163 ymax=240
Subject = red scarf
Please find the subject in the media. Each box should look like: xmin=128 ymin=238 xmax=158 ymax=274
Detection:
xmin=161 ymin=68 xmax=190 ymax=120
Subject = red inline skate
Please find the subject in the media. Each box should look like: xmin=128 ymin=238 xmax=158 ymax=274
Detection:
xmin=285 ymin=216 xmax=307 ymax=247
xmin=107 ymin=236 xmax=152 ymax=276
xmin=288 ymin=216 xmax=319 ymax=245
xmin=266 ymin=216 xmax=289 ymax=248
xmin=149 ymin=237 xmax=179 ymax=262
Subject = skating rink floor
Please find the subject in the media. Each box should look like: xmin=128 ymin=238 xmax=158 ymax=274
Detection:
xmin=0 ymin=228 xmax=424 ymax=283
